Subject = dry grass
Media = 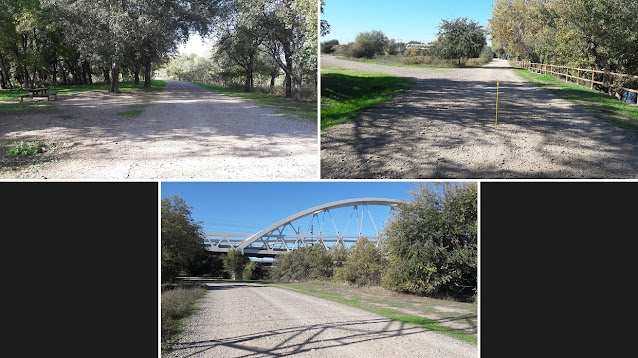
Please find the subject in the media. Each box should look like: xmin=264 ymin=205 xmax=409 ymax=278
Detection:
xmin=161 ymin=284 xmax=207 ymax=349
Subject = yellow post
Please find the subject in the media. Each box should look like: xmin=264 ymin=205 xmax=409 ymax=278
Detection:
xmin=495 ymin=82 xmax=500 ymax=128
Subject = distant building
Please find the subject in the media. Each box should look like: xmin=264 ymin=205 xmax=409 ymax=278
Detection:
xmin=405 ymin=42 xmax=432 ymax=50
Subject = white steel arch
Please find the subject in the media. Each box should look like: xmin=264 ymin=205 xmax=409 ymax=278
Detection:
xmin=203 ymin=198 xmax=402 ymax=257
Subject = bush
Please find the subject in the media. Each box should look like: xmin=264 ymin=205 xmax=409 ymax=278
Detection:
xmin=465 ymin=58 xmax=489 ymax=67
xmin=270 ymin=245 xmax=336 ymax=281
xmin=346 ymin=30 xmax=389 ymax=58
xmin=221 ymin=249 xmax=250 ymax=280
xmin=333 ymin=239 xmax=386 ymax=286
xmin=161 ymin=284 xmax=207 ymax=344
xmin=382 ymin=183 xmax=477 ymax=302
xmin=242 ymin=261 xmax=266 ymax=280
xmin=480 ymin=45 xmax=494 ymax=61
xmin=402 ymin=56 xmax=433 ymax=65
xmin=321 ymin=39 xmax=339 ymax=54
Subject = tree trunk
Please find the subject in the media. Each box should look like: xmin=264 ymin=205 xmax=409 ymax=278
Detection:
xmin=83 ymin=60 xmax=92 ymax=84
xmin=134 ymin=70 xmax=140 ymax=86
xmin=284 ymin=52 xmax=293 ymax=97
xmin=144 ymin=60 xmax=151 ymax=88
xmin=103 ymin=67 xmax=110 ymax=85
xmin=109 ymin=62 xmax=120 ymax=93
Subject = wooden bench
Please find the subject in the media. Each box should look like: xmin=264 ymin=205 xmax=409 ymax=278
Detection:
xmin=19 ymin=94 xmax=33 ymax=102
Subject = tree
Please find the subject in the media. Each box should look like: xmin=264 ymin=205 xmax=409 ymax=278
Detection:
xmin=161 ymin=194 xmax=205 ymax=282
xmin=436 ymin=17 xmax=486 ymax=66
xmin=382 ymin=183 xmax=477 ymax=302
xmin=346 ymin=30 xmax=388 ymax=58
xmin=221 ymin=248 xmax=250 ymax=280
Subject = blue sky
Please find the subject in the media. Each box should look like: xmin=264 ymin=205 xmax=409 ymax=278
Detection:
xmin=322 ymin=0 xmax=495 ymax=44
xmin=161 ymin=182 xmax=429 ymax=237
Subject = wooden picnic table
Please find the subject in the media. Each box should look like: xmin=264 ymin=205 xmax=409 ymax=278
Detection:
xmin=27 ymin=87 xmax=49 ymax=95
xmin=20 ymin=87 xmax=56 ymax=102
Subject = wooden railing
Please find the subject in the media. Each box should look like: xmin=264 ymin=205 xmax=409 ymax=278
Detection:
xmin=514 ymin=61 xmax=638 ymax=103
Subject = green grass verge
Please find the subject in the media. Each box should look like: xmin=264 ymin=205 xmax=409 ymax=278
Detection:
xmin=267 ymin=282 xmax=477 ymax=344
xmin=194 ymin=83 xmax=317 ymax=121
xmin=514 ymin=69 xmax=638 ymax=134
xmin=0 ymin=80 xmax=167 ymax=102
xmin=161 ymin=283 xmax=208 ymax=352
xmin=321 ymin=68 xmax=413 ymax=130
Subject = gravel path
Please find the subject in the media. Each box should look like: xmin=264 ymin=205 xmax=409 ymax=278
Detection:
xmin=321 ymin=56 xmax=638 ymax=178
xmin=1 ymin=81 xmax=318 ymax=179
xmin=166 ymin=280 xmax=476 ymax=358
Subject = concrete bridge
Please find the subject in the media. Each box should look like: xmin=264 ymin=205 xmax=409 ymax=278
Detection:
xmin=203 ymin=198 xmax=402 ymax=258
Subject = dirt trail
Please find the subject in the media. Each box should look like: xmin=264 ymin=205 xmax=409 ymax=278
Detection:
xmin=165 ymin=280 xmax=477 ymax=358
xmin=1 ymin=81 xmax=317 ymax=179
xmin=321 ymin=56 xmax=638 ymax=178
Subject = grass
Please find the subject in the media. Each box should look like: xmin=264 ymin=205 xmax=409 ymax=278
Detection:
xmin=1 ymin=139 xmax=64 ymax=173
xmin=514 ymin=69 xmax=638 ymax=134
xmin=194 ymin=82 xmax=317 ymax=121
xmin=161 ymin=283 xmax=208 ymax=351
xmin=5 ymin=141 xmax=47 ymax=156
xmin=266 ymin=281 xmax=477 ymax=344
xmin=321 ymin=68 xmax=413 ymax=130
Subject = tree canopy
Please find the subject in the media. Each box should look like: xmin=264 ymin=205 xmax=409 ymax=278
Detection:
xmin=382 ymin=183 xmax=477 ymax=302
xmin=0 ymin=0 xmax=220 ymax=91
xmin=488 ymin=0 xmax=638 ymax=75
xmin=161 ymin=194 xmax=206 ymax=282
xmin=435 ymin=17 xmax=487 ymax=66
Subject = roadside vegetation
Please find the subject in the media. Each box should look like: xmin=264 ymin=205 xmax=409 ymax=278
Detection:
xmin=321 ymin=17 xmax=494 ymax=69
xmin=0 ymin=139 xmax=65 ymax=175
xmin=321 ymin=68 xmax=412 ymax=130
xmin=515 ymin=69 xmax=638 ymax=134
xmin=268 ymin=183 xmax=477 ymax=303
xmin=489 ymin=0 xmax=637 ymax=102
xmin=161 ymin=283 xmax=207 ymax=351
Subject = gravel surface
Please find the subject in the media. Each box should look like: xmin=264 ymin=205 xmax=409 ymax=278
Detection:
xmin=321 ymin=56 xmax=638 ymax=178
xmin=165 ymin=280 xmax=477 ymax=358
xmin=1 ymin=81 xmax=318 ymax=179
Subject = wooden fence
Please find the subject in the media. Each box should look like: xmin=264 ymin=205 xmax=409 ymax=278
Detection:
xmin=515 ymin=61 xmax=638 ymax=103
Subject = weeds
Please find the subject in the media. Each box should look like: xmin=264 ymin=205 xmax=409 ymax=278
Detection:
xmin=161 ymin=284 xmax=207 ymax=350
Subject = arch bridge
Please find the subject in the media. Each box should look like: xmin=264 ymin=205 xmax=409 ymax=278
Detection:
xmin=203 ymin=198 xmax=402 ymax=258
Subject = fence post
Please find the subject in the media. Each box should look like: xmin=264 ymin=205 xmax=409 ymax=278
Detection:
xmin=577 ymin=70 xmax=580 ymax=85
xmin=591 ymin=71 xmax=594 ymax=90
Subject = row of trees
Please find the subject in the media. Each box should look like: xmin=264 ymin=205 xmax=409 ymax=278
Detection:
xmin=322 ymin=18 xmax=489 ymax=68
xmin=1 ymin=0 xmax=217 ymax=92
xmin=269 ymin=183 xmax=477 ymax=301
xmin=161 ymin=0 xmax=317 ymax=101
xmin=488 ymin=0 xmax=638 ymax=76
xmin=1 ymin=0 xmax=317 ymax=101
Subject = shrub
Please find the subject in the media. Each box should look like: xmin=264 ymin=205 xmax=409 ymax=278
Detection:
xmin=221 ymin=249 xmax=250 ymax=280
xmin=465 ymin=58 xmax=489 ymax=67
xmin=333 ymin=239 xmax=386 ymax=286
xmin=382 ymin=183 xmax=477 ymax=302
xmin=5 ymin=141 xmax=45 ymax=156
xmin=321 ymin=39 xmax=339 ymax=54
xmin=403 ymin=56 xmax=432 ymax=65
xmin=161 ymin=284 xmax=207 ymax=344
xmin=270 ymin=245 xmax=335 ymax=281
